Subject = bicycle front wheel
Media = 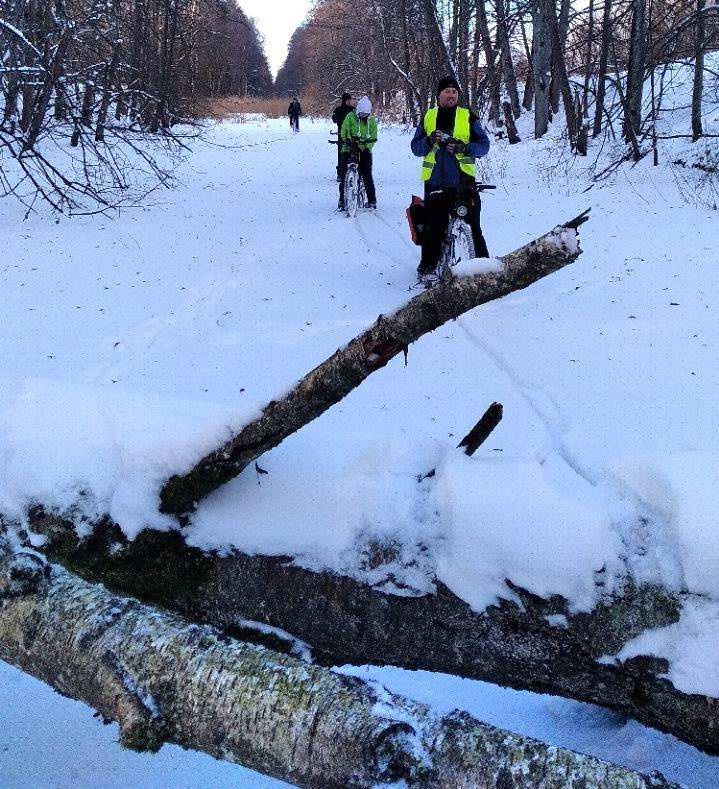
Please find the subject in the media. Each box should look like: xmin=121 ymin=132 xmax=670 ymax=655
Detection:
xmin=450 ymin=219 xmax=475 ymax=265
xmin=357 ymin=177 xmax=366 ymax=210
xmin=345 ymin=166 xmax=359 ymax=218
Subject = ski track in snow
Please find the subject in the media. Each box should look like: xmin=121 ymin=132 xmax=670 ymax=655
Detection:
xmin=457 ymin=315 xmax=688 ymax=589
xmin=456 ymin=318 xmax=592 ymax=481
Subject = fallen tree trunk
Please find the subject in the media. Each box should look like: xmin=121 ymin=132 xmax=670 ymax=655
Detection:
xmin=159 ymin=213 xmax=589 ymax=515
xmin=31 ymin=512 xmax=719 ymax=758
xmin=0 ymin=538 xmax=675 ymax=788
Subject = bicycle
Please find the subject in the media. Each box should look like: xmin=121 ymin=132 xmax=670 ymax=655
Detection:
xmin=410 ymin=182 xmax=494 ymax=285
xmin=329 ymin=136 xmax=375 ymax=218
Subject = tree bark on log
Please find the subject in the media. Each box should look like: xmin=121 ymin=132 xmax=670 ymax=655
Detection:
xmin=28 ymin=512 xmax=719 ymax=759
xmin=160 ymin=213 xmax=589 ymax=515
xmin=0 ymin=538 xmax=676 ymax=789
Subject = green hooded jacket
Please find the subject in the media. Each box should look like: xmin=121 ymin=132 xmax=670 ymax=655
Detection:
xmin=340 ymin=111 xmax=378 ymax=153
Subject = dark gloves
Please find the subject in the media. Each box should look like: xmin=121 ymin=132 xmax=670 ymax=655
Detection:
xmin=428 ymin=131 xmax=465 ymax=153
xmin=445 ymin=139 xmax=466 ymax=154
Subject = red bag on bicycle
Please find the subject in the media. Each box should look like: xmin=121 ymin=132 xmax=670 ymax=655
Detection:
xmin=405 ymin=196 xmax=426 ymax=246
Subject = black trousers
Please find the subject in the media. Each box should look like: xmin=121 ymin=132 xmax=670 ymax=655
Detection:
xmin=289 ymin=114 xmax=299 ymax=131
xmin=338 ymin=150 xmax=377 ymax=205
xmin=419 ymin=183 xmax=489 ymax=274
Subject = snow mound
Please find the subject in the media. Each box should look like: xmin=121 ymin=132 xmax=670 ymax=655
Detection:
xmin=610 ymin=452 xmax=719 ymax=599
xmin=434 ymin=451 xmax=624 ymax=612
xmin=0 ymin=378 xmax=249 ymax=538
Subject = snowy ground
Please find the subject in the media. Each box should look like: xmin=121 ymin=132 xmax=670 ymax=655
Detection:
xmin=1 ymin=95 xmax=718 ymax=785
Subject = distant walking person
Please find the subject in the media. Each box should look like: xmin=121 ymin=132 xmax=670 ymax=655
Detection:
xmin=331 ymin=93 xmax=355 ymax=180
xmin=288 ymin=98 xmax=302 ymax=133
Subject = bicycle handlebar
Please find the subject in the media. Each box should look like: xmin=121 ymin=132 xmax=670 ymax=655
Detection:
xmin=428 ymin=184 xmax=496 ymax=197
xmin=328 ymin=137 xmax=377 ymax=145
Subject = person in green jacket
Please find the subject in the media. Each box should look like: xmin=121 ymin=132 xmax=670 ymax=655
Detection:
xmin=338 ymin=95 xmax=377 ymax=210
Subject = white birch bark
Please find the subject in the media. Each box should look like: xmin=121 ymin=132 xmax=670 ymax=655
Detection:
xmin=0 ymin=539 xmax=677 ymax=788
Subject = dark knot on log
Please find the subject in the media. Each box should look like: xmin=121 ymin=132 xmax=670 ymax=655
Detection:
xmin=1 ymin=551 xmax=50 ymax=599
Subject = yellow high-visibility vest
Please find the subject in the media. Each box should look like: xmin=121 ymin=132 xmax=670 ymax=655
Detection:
xmin=421 ymin=107 xmax=476 ymax=181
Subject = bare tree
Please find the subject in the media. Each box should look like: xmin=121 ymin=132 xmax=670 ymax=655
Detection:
xmin=692 ymin=0 xmax=706 ymax=140
xmin=624 ymin=0 xmax=647 ymax=139
xmin=532 ymin=0 xmax=552 ymax=136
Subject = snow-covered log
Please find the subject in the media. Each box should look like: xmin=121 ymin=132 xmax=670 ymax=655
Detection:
xmin=0 ymin=538 xmax=675 ymax=789
xmin=31 ymin=512 xmax=719 ymax=759
xmin=159 ymin=212 xmax=589 ymax=515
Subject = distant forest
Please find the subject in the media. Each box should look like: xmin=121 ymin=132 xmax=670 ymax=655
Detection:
xmin=275 ymin=0 xmax=718 ymax=151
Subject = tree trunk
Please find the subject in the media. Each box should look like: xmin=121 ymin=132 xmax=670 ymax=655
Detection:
xmin=160 ymin=214 xmax=589 ymax=515
xmin=541 ymin=0 xmax=577 ymax=146
xmin=470 ymin=0 xmax=482 ymax=107
xmin=424 ymin=0 xmax=461 ymax=85
xmin=610 ymin=35 xmax=643 ymax=160
xmin=24 ymin=28 xmax=72 ymax=150
xmin=519 ymin=14 xmax=535 ymax=111
xmin=503 ymin=100 xmax=521 ymax=142
xmin=20 ymin=83 xmax=34 ymax=133
xmin=80 ymin=81 xmax=95 ymax=127
xmin=0 ymin=538 xmax=675 ymax=789
xmin=691 ymin=0 xmax=705 ymax=142
xmin=26 ymin=510 xmax=719 ymax=761
xmin=582 ymin=0 xmax=595 ymax=116
xmin=624 ymin=0 xmax=647 ymax=140
xmin=459 ymin=0 xmax=471 ymax=100
xmin=2 ymin=68 xmax=20 ymax=129
xmin=532 ymin=0 xmax=552 ymax=137
xmin=593 ymin=0 xmax=612 ymax=138
xmin=496 ymin=0 xmax=521 ymax=117
xmin=575 ymin=91 xmax=589 ymax=154
xmin=476 ymin=0 xmax=502 ymax=124
xmin=550 ymin=0 xmax=570 ymax=115
xmin=96 ymin=44 xmax=122 ymax=142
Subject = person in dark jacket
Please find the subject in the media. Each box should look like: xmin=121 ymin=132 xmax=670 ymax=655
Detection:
xmin=331 ymin=93 xmax=355 ymax=179
xmin=411 ymin=76 xmax=490 ymax=277
xmin=288 ymin=98 xmax=302 ymax=132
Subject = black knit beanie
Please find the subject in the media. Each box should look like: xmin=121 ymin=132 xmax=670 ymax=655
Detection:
xmin=436 ymin=76 xmax=461 ymax=96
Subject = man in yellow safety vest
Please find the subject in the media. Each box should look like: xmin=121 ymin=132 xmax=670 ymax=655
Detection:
xmin=411 ymin=76 xmax=490 ymax=277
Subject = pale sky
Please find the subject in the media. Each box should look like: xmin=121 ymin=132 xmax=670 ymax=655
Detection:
xmin=239 ymin=0 xmax=314 ymax=78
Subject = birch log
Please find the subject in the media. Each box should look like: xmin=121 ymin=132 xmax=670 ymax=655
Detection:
xmin=33 ymin=512 xmax=719 ymax=758
xmin=0 ymin=539 xmax=677 ymax=788
xmin=160 ymin=212 xmax=589 ymax=515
